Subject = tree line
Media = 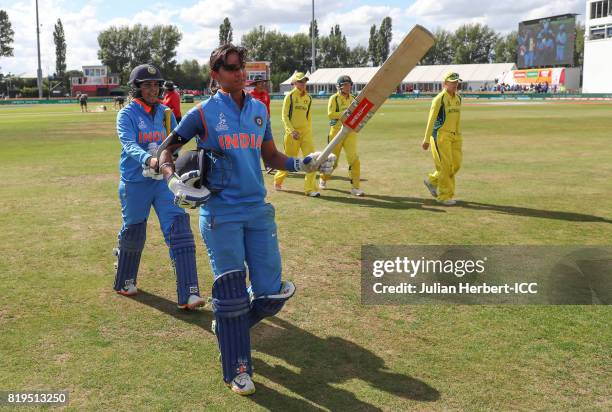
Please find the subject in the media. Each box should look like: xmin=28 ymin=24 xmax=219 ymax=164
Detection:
xmin=0 ymin=10 xmax=586 ymax=94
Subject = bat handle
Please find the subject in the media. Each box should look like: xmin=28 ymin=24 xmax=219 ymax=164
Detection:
xmin=164 ymin=108 xmax=172 ymax=136
xmin=314 ymin=125 xmax=350 ymax=168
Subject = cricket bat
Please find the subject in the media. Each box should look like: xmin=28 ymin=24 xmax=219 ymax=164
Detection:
xmin=164 ymin=108 xmax=172 ymax=136
xmin=314 ymin=25 xmax=435 ymax=167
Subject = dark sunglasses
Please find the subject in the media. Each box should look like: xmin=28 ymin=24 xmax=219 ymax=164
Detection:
xmin=220 ymin=63 xmax=245 ymax=72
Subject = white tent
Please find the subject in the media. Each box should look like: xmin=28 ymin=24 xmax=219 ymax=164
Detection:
xmin=280 ymin=63 xmax=517 ymax=94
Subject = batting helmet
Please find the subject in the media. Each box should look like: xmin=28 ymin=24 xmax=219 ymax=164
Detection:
xmin=128 ymin=64 xmax=164 ymax=99
xmin=163 ymin=80 xmax=176 ymax=91
xmin=337 ymin=75 xmax=353 ymax=88
xmin=174 ymin=149 xmax=232 ymax=193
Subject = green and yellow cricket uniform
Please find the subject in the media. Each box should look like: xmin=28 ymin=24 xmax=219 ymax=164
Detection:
xmin=274 ymin=87 xmax=316 ymax=194
xmin=321 ymin=91 xmax=361 ymax=189
xmin=423 ymin=89 xmax=463 ymax=201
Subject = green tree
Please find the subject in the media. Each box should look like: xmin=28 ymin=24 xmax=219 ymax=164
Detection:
xmin=174 ymin=59 xmax=209 ymax=90
xmin=291 ymin=33 xmax=314 ymax=71
xmin=309 ymin=19 xmax=320 ymax=67
xmin=574 ymin=22 xmax=584 ymax=67
xmin=421 ymin=28 xmax=454 ymax=65
xmin=53 ymin=19 xmax=67 ymax=77
xmin=97 ymin=26 xmax=132 ymax=82
xmin=0 ymin=10 xmax=15 ymax=58
xmin=98 ymin=24 xmax=182 ymax=83
xmin=241 ymin=26 xmax=268 ymax=60
xmin=151 ymin=25 xmax=182 ymax=77
xmin=309 ymin=19 xmax=319 ymax=39
xmin=378 ymin=17 xmax=392 ymax=62
xmin=348 ymin=45 xmax=369 ymax=67
xmin=493 ymin=31 xmax=517 ymax=63
xmin=219 ymin=17 xmax=233 ymax=45
xmin=368 ymin=24 xmax=379 ymax=65
xmin=451 ymin=23 xmax=498 ymax=64
xmin=319 ymin=25 xmax=350 ymax=67
xmin=129 ymin=25 xmax=152 ymax=65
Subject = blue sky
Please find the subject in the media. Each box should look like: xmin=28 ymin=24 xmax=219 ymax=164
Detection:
xmin=0 ymin=0 xmax=584 ymax=76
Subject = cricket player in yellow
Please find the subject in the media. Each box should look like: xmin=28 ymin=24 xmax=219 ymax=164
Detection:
xmin=422 ymin=71 xmax=463 ymax=206
xmin=274 ymin=72 xmax=319 ymax=197
xmin=319 ymin=75 xmax=364 ymax=196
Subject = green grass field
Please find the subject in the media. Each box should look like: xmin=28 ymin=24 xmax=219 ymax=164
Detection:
xmin=0 ymin=99 xmax=610 ymax=411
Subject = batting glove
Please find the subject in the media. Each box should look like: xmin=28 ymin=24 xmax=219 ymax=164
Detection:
xmin=297 ymin=152 xmax=336 ymax=174
xmin=142 ymin=166 xmax=163 ymax=180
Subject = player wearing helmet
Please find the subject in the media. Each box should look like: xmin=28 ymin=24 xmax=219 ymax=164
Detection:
xmin=113 ymin=63 xmax=206 ymax=310
xmin=319 ymin=75 xmax=364 ymax=196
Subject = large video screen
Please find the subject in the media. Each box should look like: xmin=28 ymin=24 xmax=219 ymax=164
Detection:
xmin=517 ymin=14 xmax=576 ymax=69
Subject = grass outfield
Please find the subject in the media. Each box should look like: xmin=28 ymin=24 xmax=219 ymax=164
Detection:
xmin=0 ymin=99 xmax=610 ymax=411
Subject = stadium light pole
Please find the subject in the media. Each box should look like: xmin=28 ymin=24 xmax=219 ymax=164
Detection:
xmin=311 ymin=0 xmax=316 ymax=74
xmin=35 ymin=0 xmax=43 ymax=98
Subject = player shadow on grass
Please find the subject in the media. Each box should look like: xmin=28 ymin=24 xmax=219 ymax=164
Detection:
xmin=406 ymin=196 xmax=612 ymax=224
xmin=280 ymin=188 xmax=446 ymax=213
xmin=283 ymin=173 xmax=369 ymax=184
xmin=130 ymin=291 xmax=440 ymax=410
xmin=286 ymin=186 xmax=611 ymax=223
xmin=250 ymin=317 xmax=440 ymax=411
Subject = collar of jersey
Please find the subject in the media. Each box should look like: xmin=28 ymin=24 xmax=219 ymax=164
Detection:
xmin=443 ymin=89 xmax=459 ymax=100
xmin=216 ymin=89 xmax=250 ymax=109
xmin=133 ymin=98 xmax=157 ymax=114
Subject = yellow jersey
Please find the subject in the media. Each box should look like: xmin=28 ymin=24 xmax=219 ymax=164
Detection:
xmin=327 ymin=91 xmax=354 ymax=124
xmin=423 ymin=89 xmax=462 ymax=143
xmin=282 ymin=87 xmax=313 ymax=133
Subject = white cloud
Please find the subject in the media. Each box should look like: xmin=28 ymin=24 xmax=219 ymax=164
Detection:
xmin=178 ymin=0 xmax=333 ymax=29
xmin=406 ymin=0 xmax=584 ymax=32
xmin=314 ymin=5 xmax=403 ymax=47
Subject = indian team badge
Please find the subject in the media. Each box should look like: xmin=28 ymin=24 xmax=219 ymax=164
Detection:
xmin=147 ymin=66 xmax=157 ymax=74
xmin=138 ymin=117 xmax=146 ymax=130
xmin=254 ymin=116 xmax=263 ymax=127
xmin=215 ymin=112 xmax=229 ymax=132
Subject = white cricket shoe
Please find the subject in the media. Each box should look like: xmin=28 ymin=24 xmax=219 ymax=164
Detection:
xmin=178 ymin=294 xmax=206 ymax=310
xmin=307 ymin=191 xmax=321 ymax=197
xmin=319 ymin=178 xmax=327 ymax=189
xmin=229 ymin=373 xmax=255 ymax=396
xmin=423 ymin=178 xmax=438 ymax=198
xmin=116 ymin=284 xmax=137 ymax=296
xmin=351 ymin=188 xmax=365 ymax=197
xmin=437 ymin=199 xmax=456 ymax=206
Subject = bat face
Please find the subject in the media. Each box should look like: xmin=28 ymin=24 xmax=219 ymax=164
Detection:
xmin=341 ymin=25 xmax=435 ymax=132
xmin=314 ymin=25 xmax=435 ymax=169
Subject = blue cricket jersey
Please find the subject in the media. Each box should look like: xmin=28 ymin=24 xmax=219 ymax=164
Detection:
xmin=174 ymin=90 xmax=272 ymax=216
xmin=117 ymin=99 xmax=177 ymax=182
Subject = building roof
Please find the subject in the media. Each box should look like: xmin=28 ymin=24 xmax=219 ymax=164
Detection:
xmin=281 ymin=63 xmax=517 ymax=85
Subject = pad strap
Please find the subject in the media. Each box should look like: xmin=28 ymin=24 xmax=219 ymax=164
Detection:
xmin=113 ymin=222 xmax=147 ymax=292
xmin=168 ymin=214 xmax=200 ymax=305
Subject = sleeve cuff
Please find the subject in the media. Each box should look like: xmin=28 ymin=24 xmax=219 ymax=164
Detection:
xmin=284 ymin=157 xmax=298 ymax=172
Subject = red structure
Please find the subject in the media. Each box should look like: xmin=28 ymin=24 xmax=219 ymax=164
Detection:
xmin=70 ymin=65 xmax=120 ymax=97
